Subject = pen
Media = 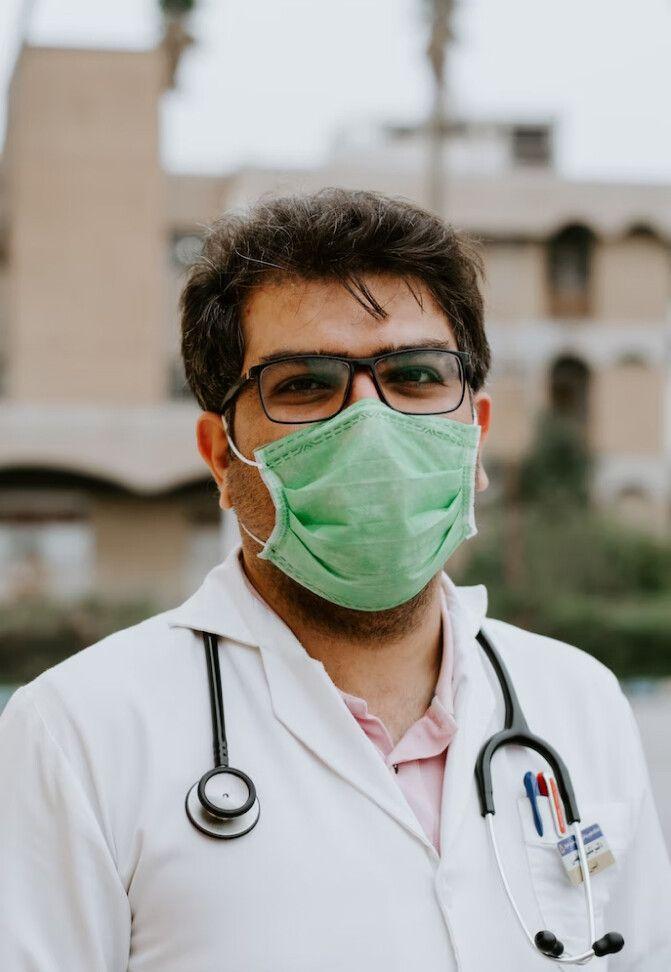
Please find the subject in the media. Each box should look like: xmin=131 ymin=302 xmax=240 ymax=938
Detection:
xmin=523 ymin=770 xmax=544 ymax=837
xmin=548 ymin=774 xmax=567 ymax=836
xmin=537 ymin=771 xmax=567 ymax=837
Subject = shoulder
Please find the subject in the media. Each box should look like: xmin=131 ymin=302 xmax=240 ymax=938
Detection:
xmin=480 ymin=614 xmax=634 ymax=755
xmin=32 ymin=609 xmax=186 ymax=695
xmin=482 ymin=615 xmax=622 ymax=698
xmin=4 ymin=610 xmax=197 ymax=759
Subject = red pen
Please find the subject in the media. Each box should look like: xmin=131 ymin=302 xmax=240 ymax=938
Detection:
xmin=537 ymin=771 xmax=566 ymax=836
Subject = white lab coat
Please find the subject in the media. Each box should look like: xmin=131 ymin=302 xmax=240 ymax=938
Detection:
xmin=0 ymin=546 xmax=669 ymax=971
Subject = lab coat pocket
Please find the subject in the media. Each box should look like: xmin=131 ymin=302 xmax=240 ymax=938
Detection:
xmin=517 ymin=796 xmax=630 ymax=951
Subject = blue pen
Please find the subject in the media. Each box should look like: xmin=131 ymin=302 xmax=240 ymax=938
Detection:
xmin=523 ymin=771 xmax=544 ymax=837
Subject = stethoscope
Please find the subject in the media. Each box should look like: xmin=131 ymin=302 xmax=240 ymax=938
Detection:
xmin=185 ymin=631 xmax=260 ymax=839
xmin=475 ymin=629 xmax=624 ymax=964
xmin=185 ymin=627 xmax=624 ymax=963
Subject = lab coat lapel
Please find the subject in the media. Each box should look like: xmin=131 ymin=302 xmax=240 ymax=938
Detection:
xmin=248 ymin=606 xmax=434 ymax=850
xmin=438 ymin=575 xmax=498 ymax=859
xmin=168 ymin=548 xmax=432 ymax=850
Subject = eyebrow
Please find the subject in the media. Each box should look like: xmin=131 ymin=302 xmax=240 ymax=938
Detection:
xmin=255 ymin=339 xmax=458 ymax=366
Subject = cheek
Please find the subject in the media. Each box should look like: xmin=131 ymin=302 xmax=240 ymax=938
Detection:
xmin=447 ymin=399 xmax=475 ymax=426
xmin=226 ymin=457 xmax=276 ymax=532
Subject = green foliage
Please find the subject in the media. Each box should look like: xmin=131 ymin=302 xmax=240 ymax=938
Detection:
xmin=455 ymin=406 xmax=671 ymax=677
xmin=466 ymin=506 xmax=671 ymax=596
xmin=159 ymin=0 xmax=196 ymax=16
xmin=456 ymin=501 xmax=671 ymax=678
xmin=537 ymin=595 xmax=671 ymax=678
xmin=518 ymin=411 xmax=591 ymax=507
xmin=0 ymin=595 xmax=157 ymax=683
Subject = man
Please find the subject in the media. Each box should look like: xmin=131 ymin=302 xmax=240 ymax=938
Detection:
xmin=0 ymin=189 xmax=669 ymax=970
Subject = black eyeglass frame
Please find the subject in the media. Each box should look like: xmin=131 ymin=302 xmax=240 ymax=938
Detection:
xmin=220 ymin=347 xmax=472 ymax=425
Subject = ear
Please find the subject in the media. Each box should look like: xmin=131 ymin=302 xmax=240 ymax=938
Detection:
xmin=196 ymin=411 xmax=234 ymax=510
xmin=472 ymin=391 xmax=492 ymax=493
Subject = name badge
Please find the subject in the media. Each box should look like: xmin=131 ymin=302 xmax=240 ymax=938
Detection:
xmin=557 ymin=823 xmax=615 ymax=886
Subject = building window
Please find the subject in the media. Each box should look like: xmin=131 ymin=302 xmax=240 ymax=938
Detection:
xmin=549 ymin=356 xmax=590 ymax=427
xmin=511 ymin=126 xmax=551 ymax=167
xmin=171 ymin=232 xmax=203 ymax=269
xmin=616 ymin=352 xmax=647 ymax=369
xmin=615 ymin=486 xmax=655 ymax=530
xmin=0 ymin=513 xmax=93 ymax=602
xmin=547 ymin=225 xmax=595 ymax=318
xmin=624 ymin=223 xmax=659 ymax=241
xmin=180 ymin=487 xmax=229 ymax=596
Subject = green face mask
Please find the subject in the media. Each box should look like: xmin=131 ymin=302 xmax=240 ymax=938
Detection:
xmin=223 ymin=398 xmax=481 ymax=612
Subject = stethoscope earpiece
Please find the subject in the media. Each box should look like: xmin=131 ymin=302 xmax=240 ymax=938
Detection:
xmin=535 ymin=930 xmax=565 ymax=958
xmin=592 ymin=933 xmax=625 ymax=957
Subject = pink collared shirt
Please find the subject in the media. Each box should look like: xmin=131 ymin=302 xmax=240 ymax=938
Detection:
xmin=337 ymin=593 xmax=457 ymax=854
xmin=237 ymin=555 xmax=457 ymax=854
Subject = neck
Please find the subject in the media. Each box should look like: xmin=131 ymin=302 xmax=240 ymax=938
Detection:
xmin=239 ymin=545 xmax=444 ymax=744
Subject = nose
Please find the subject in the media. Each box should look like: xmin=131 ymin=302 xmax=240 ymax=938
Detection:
xmin=345 ymin=367 xmax=382 ymax=406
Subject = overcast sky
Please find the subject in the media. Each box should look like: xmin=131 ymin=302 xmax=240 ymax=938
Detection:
xmin=1 ymin=0 xmax=670 ymax=182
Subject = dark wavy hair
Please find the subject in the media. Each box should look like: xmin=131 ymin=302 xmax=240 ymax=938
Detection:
xmin=180 ymin=187 xmax=490 ymax=412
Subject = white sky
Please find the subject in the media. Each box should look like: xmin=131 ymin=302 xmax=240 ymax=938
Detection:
xmin=1 ymin=0 xmax=670 ymax=182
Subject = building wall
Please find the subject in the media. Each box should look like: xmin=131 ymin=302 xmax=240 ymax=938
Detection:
xmin=594 ymin=235 xmax=669 ymax=323
xmin=0 ymin=42 xmax=669 ymax=615
xmin=91 ymin=495 xmax=192 ymax=607
xmin=0 ymin=261 xmax=8 ymax=394
xmin=5 ymin=46 xmax=166 ymax=405
xmin=484 ymin=235 xmax=670 ymax=324
xmin=481 ymin=231 xmax=670 ymax=527
xmin=592 ymin=363 xmax=665 ymax=457
xmin=482 ymin=241 xmax=546 ymax=322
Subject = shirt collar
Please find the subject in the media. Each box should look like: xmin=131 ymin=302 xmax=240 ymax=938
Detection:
xmin=337 ymin=586 xmax=460 ymax=762
xmin=338 ymin=583 xmax=455 ymax=720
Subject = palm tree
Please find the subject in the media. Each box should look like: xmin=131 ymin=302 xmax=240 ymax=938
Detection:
xmin=423 ymin=0 xmax=456 ymax=215
xmin=159 ymin=0 xmax=197 ymax=88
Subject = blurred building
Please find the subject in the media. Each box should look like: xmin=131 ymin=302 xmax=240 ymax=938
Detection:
xmin=0 ymin=41 xmax=669 ymax=607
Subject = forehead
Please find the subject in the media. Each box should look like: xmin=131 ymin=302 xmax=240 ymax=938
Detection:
xmin=240 ymin=274 xmax=456 ymax=370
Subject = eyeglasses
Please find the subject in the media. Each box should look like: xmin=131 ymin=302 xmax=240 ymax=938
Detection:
xmin=220 ymin=347 xmax=472 ymax=425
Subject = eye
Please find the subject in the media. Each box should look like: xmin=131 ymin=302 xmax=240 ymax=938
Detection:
xmin=276 ymin=376 xmax=332 ymax=394
xmin=387 ymin=367 xmax=444 ymax=384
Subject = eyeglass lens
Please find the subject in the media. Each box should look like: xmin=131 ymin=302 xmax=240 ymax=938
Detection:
xmin=258 ymin=349 xmax=465 ymax=423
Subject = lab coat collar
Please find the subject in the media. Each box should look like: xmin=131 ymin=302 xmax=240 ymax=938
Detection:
xmin=166 ymin=545 xmax=489 ymax=651
xmin=437 ymin=572 xmax=498 ymax=859
xmin=166 ymin=546 xmax=494 ymax=854
xmin=164 ymin=548 xmax=259 ymax=647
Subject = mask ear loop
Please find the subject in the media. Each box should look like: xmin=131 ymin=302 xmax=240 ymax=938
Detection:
xmin=220 ymin=415 xmax=266 ymax=549
xmin=221 ymin=414 xmax=260 ymax=468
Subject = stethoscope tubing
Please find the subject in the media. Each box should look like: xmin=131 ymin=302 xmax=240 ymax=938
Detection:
xmin=475 ymin=628 xmax=618 ymax=964
xmin=474 ymin=631 xmax=580 ymax=824
xmin=189 ymin=625 xmax=621 ymax=961
xmin=486 ymin=814 xmax=597 ymax=964
xmin=184 ymin=631 xmax=261 ymax=839
xmin=203 ymin=630 xmax=229 ymax=768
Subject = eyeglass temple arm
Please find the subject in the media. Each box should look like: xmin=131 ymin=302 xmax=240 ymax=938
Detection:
xmin=220 ymin=375 xmax=250 ymax=412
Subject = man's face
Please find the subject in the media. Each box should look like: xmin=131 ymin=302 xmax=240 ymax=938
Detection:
xmin=198 ymin=272 xmax=491 ymax=570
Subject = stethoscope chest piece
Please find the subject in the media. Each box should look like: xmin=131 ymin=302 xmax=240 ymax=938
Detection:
xmin=186 ymin=766 xmax=260 ymax=840
xmin=185 ymin=631 xmax=260 ymax=840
